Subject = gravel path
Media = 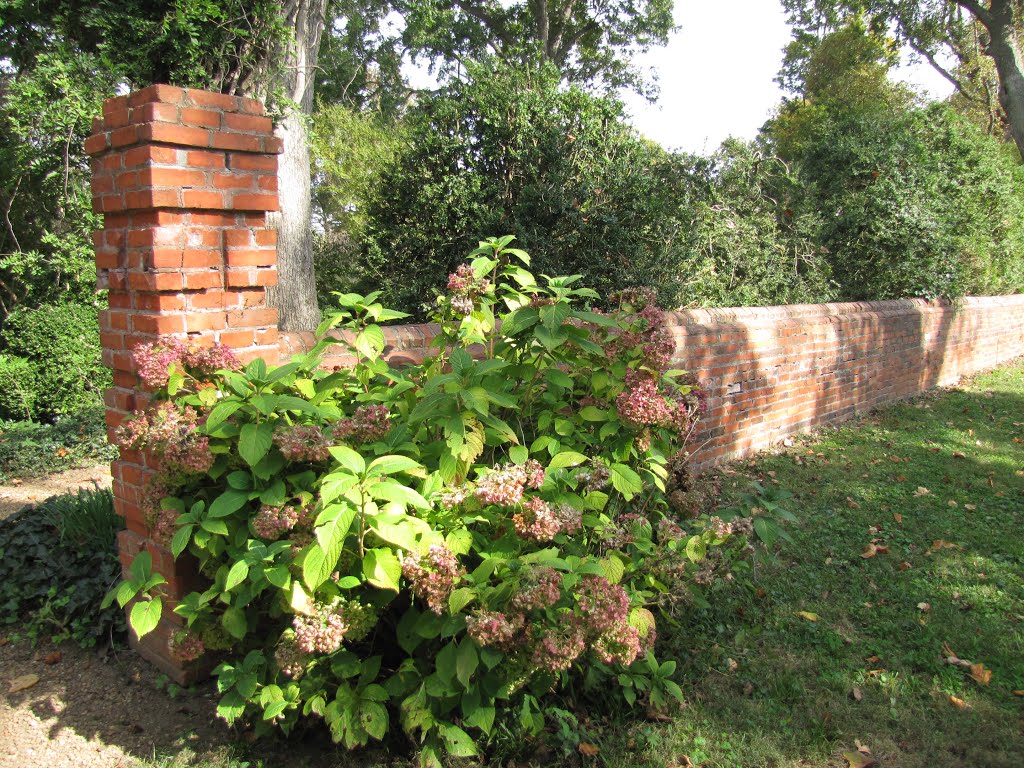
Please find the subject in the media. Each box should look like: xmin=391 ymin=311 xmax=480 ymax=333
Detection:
xmin=0 ymin=465 xmax=112 ymax=521
xmin=0 ymin=639 xmax=227 ymax=768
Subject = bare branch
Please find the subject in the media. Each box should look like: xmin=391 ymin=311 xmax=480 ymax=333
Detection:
xmin=906 ymin=37 xmax=985 ymax=102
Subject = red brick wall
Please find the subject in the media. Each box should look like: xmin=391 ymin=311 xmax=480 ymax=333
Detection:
xmin=86 ymin=85 xmax=282 ymax=681
xmin=281 ymin=295 xmax=1024 ymax=469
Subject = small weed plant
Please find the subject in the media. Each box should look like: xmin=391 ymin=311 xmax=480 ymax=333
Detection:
xmin=109 ymin=238 xmax=756 ymax=764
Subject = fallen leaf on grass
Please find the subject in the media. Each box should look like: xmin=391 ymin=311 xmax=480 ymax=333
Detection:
xmin=862 ymin=543 xmax=879 ymax=559
xmin=578 ymin=743 xmax=600 ymax=757
xmin=952 ymin=451 xmax=966 ymax=459
xmin=797 ymin=611 xmax=819 ymax=622
xmin=8 ymin=674 xmax=39 ymax=693
xmin=898 ymin=561 xmax=912 ymax=571
xmin=43 ymin=651 xmax=61 ymax=665
xmin=970 ymin=663 xmax=992 ymax=686
xmin=914 ymin=486 xmax=931 ymax=497
xmin=668 ymin=757 xmax=694 ymax=768
xmin=928 ymin=540 xmax=959 ymax=554
xmin=893 ymin=512 xmax=903 ymax=523
xmin=948 ymin=694 xmax=968 ymax=709
xmin=842 ymin=750 xmax=877 ymax=768
xmin=864 ymin=655 xmax=881 ymax=664
xmin=917 ymin=602 xmax=931 ymax=612
xmin=855 ymin=740 xmax=872 ymax=755
xmin=847 ymin=497 xmax=861 ymax=509
xmin=947 ymin=500 xmax=958 ymax=508
xmin=851 ymin=687 xmax=863 ymax=702
xmin=895 ymin=474 xmax=907 ymax=482
xmin=1013 ymin=690 xmax=1024 ymax=697
xmin=964 ymin=504 xmax=977 ymax=511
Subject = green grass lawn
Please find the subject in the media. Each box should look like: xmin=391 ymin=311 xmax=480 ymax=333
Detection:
xmin=598 ymin=360 xmax=1024 ymax=768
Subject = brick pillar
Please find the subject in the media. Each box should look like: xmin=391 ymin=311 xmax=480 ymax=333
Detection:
xmin=86 ymin=84 xmax=282 ymax=682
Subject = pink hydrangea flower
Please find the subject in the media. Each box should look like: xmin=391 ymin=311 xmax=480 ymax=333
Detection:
xmin=576 ymin=575 xmax=630 ymax=634
xmin=592 ymin=622 xmax=641 ymax=666
xmin=274 ymin=424 xmax=332 ymax=463
xmin=293 ymin=602 xmax=349 ymax=654
xmin=616 ymin=371 xmax=674 ymax=429
xmin=402 ymin=545 xmax=464 ymax=615
xmin=168 ymin=630 xmax=205 ymax=663
xmin=474 ymin=464 xmax=528 ymax=506
xmin=512 ymin=496 xmax=562 ymax=541
xmin=466 ymin=611 xmax=525 ymax=650
xmin=252 ymin=504 xmax=300 ymax=540
xmin=531 ymin=621 xmax=586 ymax=672
xmin=335 ymin=404 xmax=391 ymax=443
xmin=511 ymin=567 xmax=563 ymax=611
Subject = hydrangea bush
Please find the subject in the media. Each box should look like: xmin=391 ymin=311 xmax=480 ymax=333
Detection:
xmin=108 ymin=237 xmax=756 ymax=765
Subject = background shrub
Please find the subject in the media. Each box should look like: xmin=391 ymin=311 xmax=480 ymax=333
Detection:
xmin=0 ymin=301 xmax=109 ymax=419
xmin=0 ymin=485 xmax=125 ymax=646
xmin=359 ymin=61 xmax=695 ymax=316
xmin=0 ymin=353 xmax=37 ymax=421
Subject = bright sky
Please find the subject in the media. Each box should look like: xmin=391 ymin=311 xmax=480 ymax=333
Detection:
xmin=622 ymin=0 xmax=956 ymax=155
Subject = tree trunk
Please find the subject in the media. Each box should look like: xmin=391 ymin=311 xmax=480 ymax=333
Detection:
xmin=962 ymin=0 xmax=1024 ymax=158
xmin=266 ymin=0 xmax=328 ymax=331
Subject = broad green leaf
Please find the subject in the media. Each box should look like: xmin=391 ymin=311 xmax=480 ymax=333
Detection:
xmin=170 ymin=524 xmax=194 ymax=558
xmin=445 ymin=528 xmax=473 ymax=556
xmin=239 ymin=422 xmax=274 ymax=467
xmin=548 ymin=451 xmax=588 ymax=469
xmin=355 ymin=324 xmax=386 ymax=360
xmin=208 ymin=488 xmax=249 ymax=518
xmin=539 ymin=301 xmax=571 ymax=332
xmin=448 ymin=587 xmax=476 ymax=615
xmin=363 ymin=548 xmax=402 ymax=591
xmin=204 ymin=400 xmax=242 ymax=433
xmin=579 ymin=405 xmax=607 ymax=422
xmin=508 ymin=445 xmax=529 ymax=465
xmin=366 ymin=455 xmax=423 ymax=478
xmin=440 ymin=723 xmax=478 ymax=757
xmin=224 ymin=560 xmax=249 ymax=591
xmin=222 ymin=606 xmax=248 ymax=639
xmin=290 ymin=581 xmax=314 ymax=615
xmin=360 ymin=701 xmax=389 ymax=740
xmin=368 ymin=481 xmax=429 ymax=510
xmin=598 ymin=556 xmax=626 ymax=584
xmin=320 ymin=473 xmax=359 ymax=504
xmin=129 ymin=597 xmax=162 ymax=639
xmin=329 ymin=446 xmax=366 ymax=475
xmin=303 ymin=506 xmax=355 ymax=590
xmin=370 ymin=518 xmax=420 ymax=551
xmin=456 ymin=640 xmax=478 ymax=689
xmin=609 ymin=463 xmax=643 ymax=500
xmin=685 ymin=535 xmax=707 ymax=563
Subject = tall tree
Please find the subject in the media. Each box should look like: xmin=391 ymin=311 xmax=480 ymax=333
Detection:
xmin=783 ymin=1 xmax=1024 ymax=157
xmin=266 ymin=0 xmax=328 ymax=331
xmin=398 ymin=0 xmax=675 ymax=97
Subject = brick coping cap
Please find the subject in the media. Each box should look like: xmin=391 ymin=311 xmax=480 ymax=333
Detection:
xmin=279 ymin=294 xmax=1024 ymax=357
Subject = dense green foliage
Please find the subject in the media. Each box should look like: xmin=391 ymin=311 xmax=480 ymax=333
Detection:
xmin=110 ymin=239 xmax=767 ymax=764
xmin=784 ymin=102 xmax=1024 ymax=300
xmin=0 ymin=486 xmax=125 ymax=646
xmin=0 ymin=405 xmax=119 ymax=483
xmin=0 ymin=354 xmax=37 ymax=421
xmin=1 ymin=302 xmax=110 ymax=419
